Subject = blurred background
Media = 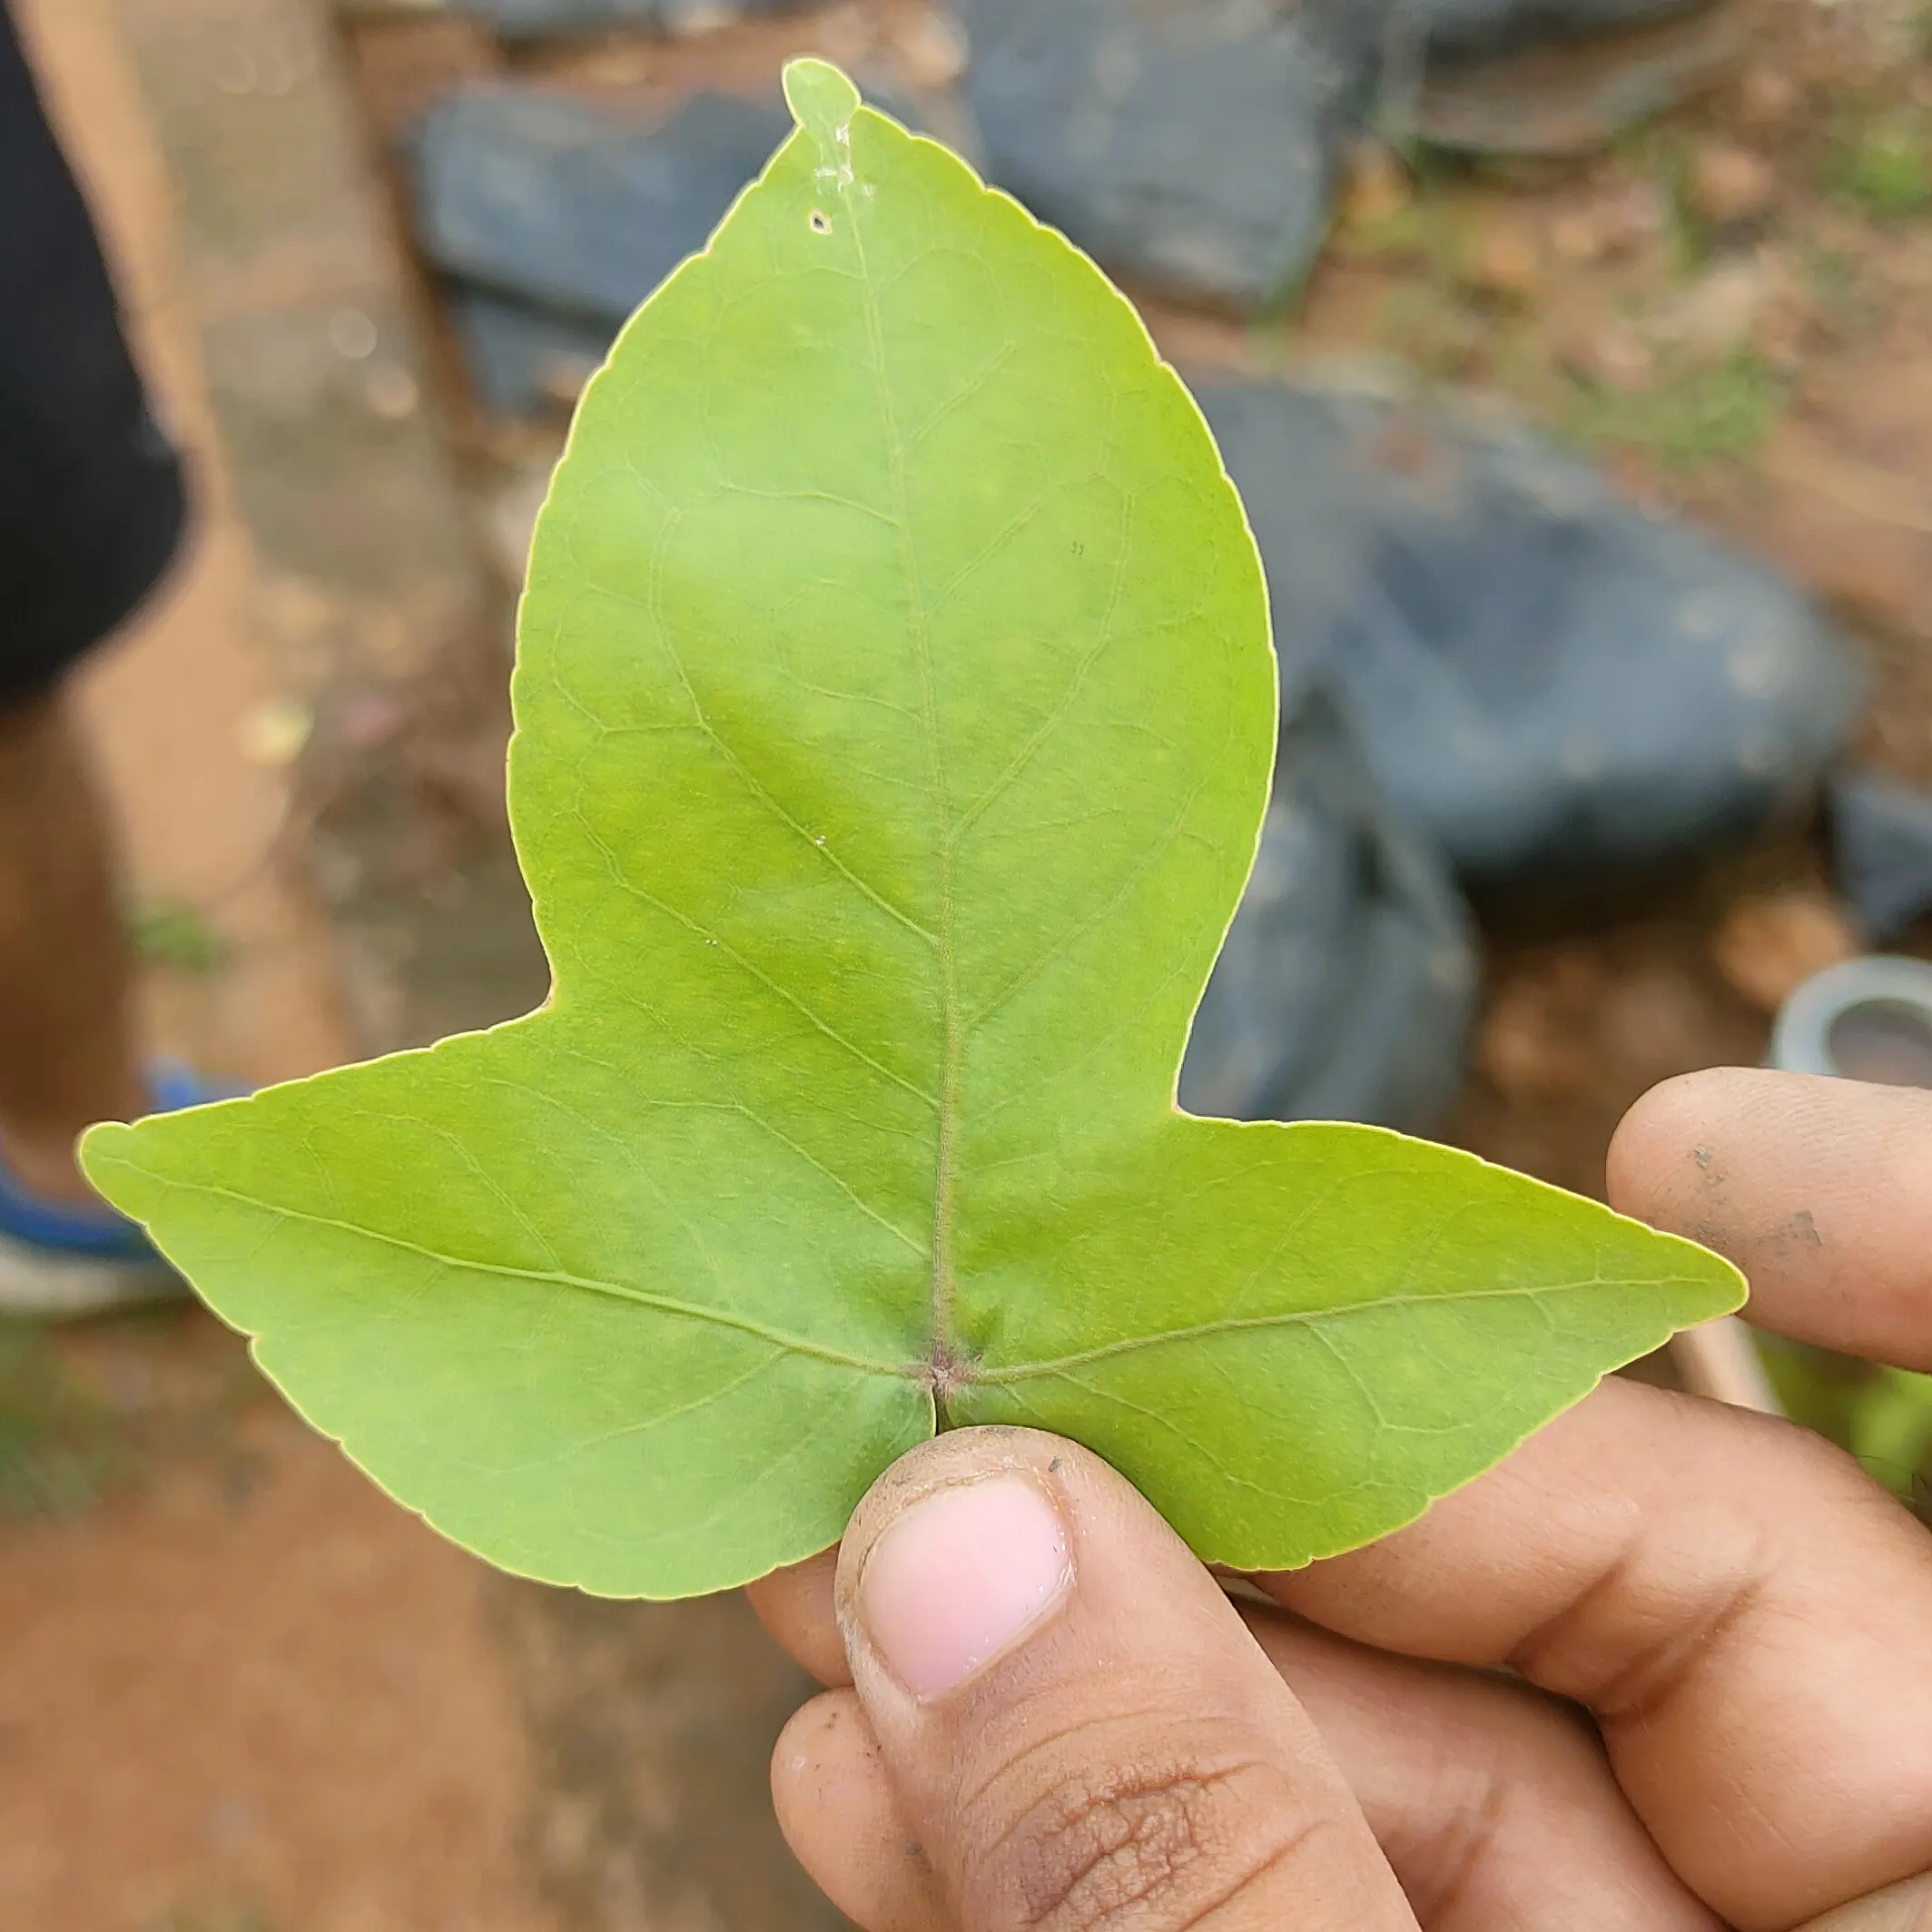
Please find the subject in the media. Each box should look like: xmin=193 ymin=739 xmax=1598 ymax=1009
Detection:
xmin=2 ymin=0 xmax=1929 ymax=1926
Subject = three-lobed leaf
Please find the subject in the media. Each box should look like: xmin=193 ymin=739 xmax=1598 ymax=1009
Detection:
xmin=82 ymin=62 xmax=1743 ymax=1599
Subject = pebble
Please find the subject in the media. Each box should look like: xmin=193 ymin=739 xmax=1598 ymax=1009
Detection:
xmin=1737 ymin=63 xmax=1801 ymax=133
xmin=1688 ymin=142 xmax=1779 ymax=228
xmin=1464 ymin=219 xmax=1544 ymax=301
xmin=1710 ymin=886 xmax=1862 ymax=1013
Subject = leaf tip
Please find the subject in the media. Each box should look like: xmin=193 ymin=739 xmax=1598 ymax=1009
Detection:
xmin=76 ymin=1116 xmax=129 ymax=1168
xmin=77 ymin=1118 xmax=139 ymax=1210
xmin=782 ymin=57 xmax=862 ymax=153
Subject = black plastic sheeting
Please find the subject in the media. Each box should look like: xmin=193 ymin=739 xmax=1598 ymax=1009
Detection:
xmin=447 ymin=0 xmax=799 ymax=36
xmin=1180 ymin=687 xmax=1478 ymax=1132
xmin=1196 ymin=376 xmax=1864 ymax=888
xmin=1832 ymin=771 xmax=1932 ymax=943
xmin=413 ymin=88 xmax=790 ymax=324
xmin=953 ymin=0 xmax=1392 ymax=311
xmin=1408 ymin=0 xmax=1715 ymax=57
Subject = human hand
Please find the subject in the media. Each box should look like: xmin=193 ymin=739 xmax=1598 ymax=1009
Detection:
xmin=747 ymin=1070 xmax=1932 ymax=1929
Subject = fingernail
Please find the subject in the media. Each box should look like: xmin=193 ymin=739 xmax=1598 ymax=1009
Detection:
xmin=858 ymin=1476 xmax=1073 ymax=1700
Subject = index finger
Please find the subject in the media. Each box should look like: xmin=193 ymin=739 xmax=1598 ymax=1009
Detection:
xmin=1267 ymin=1070 xmax=1932 ymax=1928
xmin=1609 ymin=1069 xmax=1932 ymax=1370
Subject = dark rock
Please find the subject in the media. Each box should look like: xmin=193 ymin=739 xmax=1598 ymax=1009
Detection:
xmin=1831 ymin=771 xmax=1932 ymax=942
xmin=448 ymin=0 xmax=801 ymax=36
xmin=1401 ymin=2 xmax=1744 ymax=157
xmin=426 ymin=84 xmax=972 ymax=418
xmin=1407 ymin=0 xmax=1713 ymax=59
xmin=954 ymin=0 xmax=1394 ymax=310
xmin=453 ymin=291 xmax=615 ymax=418
xmin=1193 ymin=373 xmax=1864 ymax=887
xmin=1180 ymin=688 xmax=1477 ymax=1132
xmin=427 ymin=84 xmax=981 ymax=419
xmin=412 ymin=87 xmax=790 ymax=324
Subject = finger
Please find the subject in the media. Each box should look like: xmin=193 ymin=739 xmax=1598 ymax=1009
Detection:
xmin=764 ymin=1558 xmax=1714 ymax=1928
xmin=1609 ymin=1069 xmax=1932 ymax=1369
xmin=773 ymin=1689 xmax=951 ymax=1930
xmin=1797 ymin=1873 xmax=1932 ymax=1930
xmin=749 ymin=1545 xmax=847 ymax=1686
xmin=830 ymin=1425 xmax=1416 ymax=1932
xmin=775 ymin=1586 xmax=1720 ymax=1930
xmin=1264 ymin=1378 xmax=1932 ymax=1929
xmin=1241 ymin=1610 xmax=1723 ymax=1931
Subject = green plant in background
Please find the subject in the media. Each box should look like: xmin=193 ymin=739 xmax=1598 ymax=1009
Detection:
xmin=1375 ymin=281 xmax=1493 ymax=381
xmin=1567 ymin=350 xmax=1787 ymax=464
xmin=0 ymin=1321 xmax=127 ymax=1518
xmin=1804 ymin=245 xmax=1861 ymax=320
xmin=130 ymin=896 xmax=228 ymax=977
xmin=1854 ymin=1370 xmax=1932 ymax=1503
xmin=1651 ymin=133 xmax=1716 ymax=274
xmin=1768 ymin=1342 xmax=1932 ymax=1521
xmin=1602 ymin=125 xmax=1710 ymax=276
xmin=153 ymin=1905 xmax=275 ymax=1932
xmin=76 ymin=64 xmax=1741 ymax=1601
xmin=1834 ymin=107 xmax=1932 ymax=222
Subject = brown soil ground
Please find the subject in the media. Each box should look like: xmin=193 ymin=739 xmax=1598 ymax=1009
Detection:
xmin=2 ymin=5 xmax=555 ymax=1928
xmin=0 ymin=1316 xmax=549 ymax=1932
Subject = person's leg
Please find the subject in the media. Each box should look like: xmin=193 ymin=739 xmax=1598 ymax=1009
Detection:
xmin=0 ymin=4 xmax=223 ymax=1313
xmin=0 ymin=0 xmax=190 ymax=1198
xmin=0 ymin=687 xmax=146 ymax=1204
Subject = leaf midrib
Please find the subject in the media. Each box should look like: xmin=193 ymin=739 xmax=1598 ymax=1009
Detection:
xmin=112 ymin=1158 xmax=1703 ymax=1391
xmin=844 ymin=138 xmax=963 ymax=1394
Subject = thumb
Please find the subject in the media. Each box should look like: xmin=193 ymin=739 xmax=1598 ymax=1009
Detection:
xmin=813 ymin=1425 xmax=1415 ymax=1932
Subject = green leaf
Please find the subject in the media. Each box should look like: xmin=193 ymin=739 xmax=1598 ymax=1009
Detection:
xmin=80 ymin=62 xmax=1743 ymax=1599
xmin=1849 ymin=1367 xmax=1932 ymax=1496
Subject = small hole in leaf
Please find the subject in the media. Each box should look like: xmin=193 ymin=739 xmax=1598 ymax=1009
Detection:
xmin=809 ymin=210 xmax=833 ymax=234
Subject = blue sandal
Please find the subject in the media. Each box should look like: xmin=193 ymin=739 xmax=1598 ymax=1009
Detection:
xmin=0 ymin=1064 xmax=244 ymax=1318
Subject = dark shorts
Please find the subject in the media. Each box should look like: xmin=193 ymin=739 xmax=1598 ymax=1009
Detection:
xmin=0 ymin=1 xmax=187 ymax=707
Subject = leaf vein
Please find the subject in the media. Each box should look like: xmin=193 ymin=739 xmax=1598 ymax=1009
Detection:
xmin=126 ymin=1166 xmax=913 ymax=1381
xmin=572 ymin=804 xmax=939 ymax=1110
xmin=973 ymin=1275 xmax=1703 ymax=1384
